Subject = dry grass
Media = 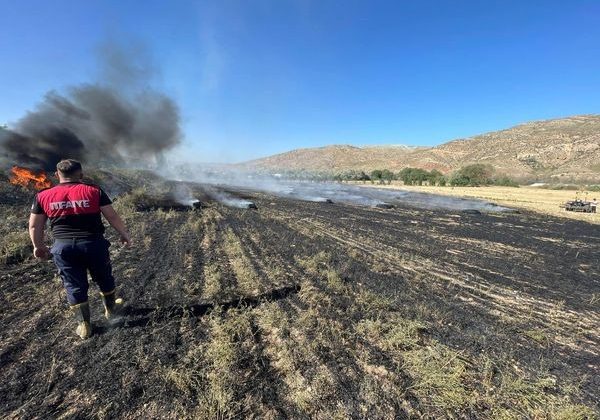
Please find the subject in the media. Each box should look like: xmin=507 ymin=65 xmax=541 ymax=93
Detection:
xmin=0 ymin=230 xmax=31 ymax=264
xmin=362 ymin=183 xmax=600 ymax=224
xmin=222 ymin=228 xmax=263 ymax=295
xmin=289 ymin=251 xmax=596 ymax=418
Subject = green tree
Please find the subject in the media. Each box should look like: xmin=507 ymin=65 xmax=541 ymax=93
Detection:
xmin=381 ymin=169 xmax=394 ymax=184
xmin=357 ymin=171 xmax=370 ymax=183
xmin=428 ymin=169 xmax=444 ymax=185
xmin=450 ymin=164 xmax=494 ymax=186
xmin=370 ymin=169 xmax=383 ymax=184
xmin=399 ymin=167 xmax=430 ymax=185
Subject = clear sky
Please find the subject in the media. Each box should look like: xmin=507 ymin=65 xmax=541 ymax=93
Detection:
xmin=1 ymin=0 xmax=599 ymax=163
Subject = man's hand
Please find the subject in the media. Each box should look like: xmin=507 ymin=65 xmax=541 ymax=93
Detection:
xmin=101 ymin=205 xmax=132 ymax=247
xmin=33 ymin=245 xmax=50 ymax=260
xmin=119 ymin=233 xmax=132 ymax=247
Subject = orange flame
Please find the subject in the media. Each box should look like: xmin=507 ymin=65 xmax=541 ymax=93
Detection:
xmin=9 ymin=166 xmax=53 ymax=190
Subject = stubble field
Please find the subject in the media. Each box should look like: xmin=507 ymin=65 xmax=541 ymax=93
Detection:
xmin=1 ymin=174 xmax=599 ymax=419
xmin=362 ymin=183 xmax=600 ymax=224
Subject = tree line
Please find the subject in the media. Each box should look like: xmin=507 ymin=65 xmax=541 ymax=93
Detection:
xmin=268 ymin=164 xmax=519 ymax=187
xmin=330 ymin=168 xmax=443 ymax=185
xmin=330 ymin=164 xmax=519 ymax=187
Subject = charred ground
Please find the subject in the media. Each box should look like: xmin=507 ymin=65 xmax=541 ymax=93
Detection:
xmin=1 ymin=172 xmax=599 ymax=419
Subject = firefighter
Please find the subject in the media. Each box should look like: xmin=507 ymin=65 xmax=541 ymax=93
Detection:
xmin=29 ymin=159 xmax=132 ymax=339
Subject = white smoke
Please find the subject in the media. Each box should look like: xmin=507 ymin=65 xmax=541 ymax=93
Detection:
xmin=163 ymin=162 xmax=512 ymax=212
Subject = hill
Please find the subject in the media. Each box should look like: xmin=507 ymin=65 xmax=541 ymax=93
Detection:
xmin=244 ymin=144 xmax=423 ymax=173
xmin=245 ymin=115 xmax=600 ymax=180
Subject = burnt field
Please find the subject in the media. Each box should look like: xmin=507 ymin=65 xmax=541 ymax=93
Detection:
xmin=1 ymin=176 xmax=599 ymax=419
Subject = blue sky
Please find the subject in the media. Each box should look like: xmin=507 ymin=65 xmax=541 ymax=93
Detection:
xmin=1 ymin=1 xmax=599 ymax=163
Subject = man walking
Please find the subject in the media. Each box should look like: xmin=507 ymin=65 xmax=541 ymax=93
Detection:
xmin=29 ymin=159 xmax=132 ymax=339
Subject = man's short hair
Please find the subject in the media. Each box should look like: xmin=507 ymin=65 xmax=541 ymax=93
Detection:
xmin=56 ymin=159 xmax=83 ymax=176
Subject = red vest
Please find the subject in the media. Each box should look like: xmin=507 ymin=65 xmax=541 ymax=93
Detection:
xmin=36 ymin=183 xmax=102 ymax=218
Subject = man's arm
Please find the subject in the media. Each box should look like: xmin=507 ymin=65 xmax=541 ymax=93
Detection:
xmin=29 ymin=213 xmax=50 ymax=259
xmin=100 ymin=205 xmax=132 ymax=246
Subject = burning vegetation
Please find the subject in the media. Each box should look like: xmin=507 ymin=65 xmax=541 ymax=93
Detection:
xmin=9 ymin=166 xmax=52 ymax=190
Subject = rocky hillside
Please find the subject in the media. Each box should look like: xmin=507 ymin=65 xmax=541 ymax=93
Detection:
xmin=245 ymin=115 xmax=600 ymax=180
xmin=245 ymin=144 xmax=423 ymax=173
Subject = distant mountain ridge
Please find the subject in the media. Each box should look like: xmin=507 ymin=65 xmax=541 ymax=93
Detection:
xmin=244 ymin=144 xmax=426 ymax=172
xmin=244 ymin=115 xmax=600 ymax=180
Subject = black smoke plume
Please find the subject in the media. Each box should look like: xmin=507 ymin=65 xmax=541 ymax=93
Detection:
xmin=0 ymin=42 xmax=181 ymax=171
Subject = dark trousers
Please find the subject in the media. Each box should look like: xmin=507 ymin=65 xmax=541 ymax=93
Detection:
xmin=51 ymin=237 xmax=116 ymax=305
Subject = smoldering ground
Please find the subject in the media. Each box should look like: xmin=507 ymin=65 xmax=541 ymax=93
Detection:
xmin=167 ymin=163 xmax=513 ymax=212
xmin=0 ymin=42 xmax=181 ymax=171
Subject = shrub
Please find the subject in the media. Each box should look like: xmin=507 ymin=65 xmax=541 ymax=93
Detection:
xmin=381 ymin=169 xmax=395 ymax=184
xmin=399 ymin=168 xmax=431 ymax=186
xmin=428 ymin=169 xmax=444 ymax=185
xmin=370 ymin=170 xmax=383 ymax=183
xmin=450 ymin=164 xmax=494 ymax=186
xmin=493 ymin=176 xmax=520 ymax=187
